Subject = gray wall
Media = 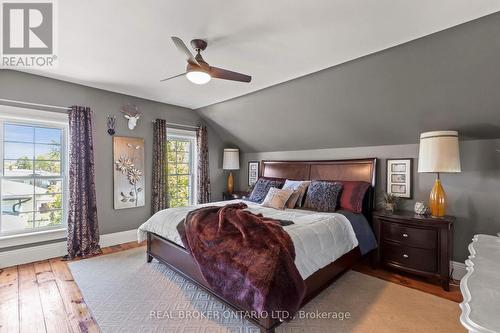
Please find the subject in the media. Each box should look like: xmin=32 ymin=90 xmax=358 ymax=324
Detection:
xmin=0 ymin=70 xmax=225 ymax=245
xmin=194 ymin=13 xmax=500 ymax=263
xmin=237 ymin=139 xmax=500 ymax=262
xmin=2 ymin=12 xmax=500 ymax=262
xmin=197 ymin=12 xmax=500 ymax=152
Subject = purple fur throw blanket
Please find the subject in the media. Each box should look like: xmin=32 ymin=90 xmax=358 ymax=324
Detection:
xmin=177 ymin=203 xmax=306 ymax=320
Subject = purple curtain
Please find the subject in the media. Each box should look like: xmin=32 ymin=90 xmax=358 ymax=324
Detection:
xmin=196 ymin=125 xmax=211 ymax=204
xmin=152 ymin=119 xmax=169 ymax=214
xmin=65 ymin=106 xmax=100 ymax=259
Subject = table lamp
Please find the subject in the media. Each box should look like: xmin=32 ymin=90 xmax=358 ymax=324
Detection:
xmin=223 ymin=148 xmax=239 ymax=194
xmin=418 ymin=131 xmax=461 ymax=217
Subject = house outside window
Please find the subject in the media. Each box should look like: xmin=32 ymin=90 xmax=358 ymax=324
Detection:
xmin=167 ymin=128 xmax=197 ymax=207
xmin=0 ymin=106 xmax=68 ymax=241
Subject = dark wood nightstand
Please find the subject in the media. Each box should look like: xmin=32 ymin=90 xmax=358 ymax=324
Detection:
xmin=373 ymin=210 xmax=454 ymax=291
xmin=222 ymin=191 xmax=249 ymax=201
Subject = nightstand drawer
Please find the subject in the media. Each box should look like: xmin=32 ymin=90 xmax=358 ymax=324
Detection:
xmin=381 ymin=222 xmax=437 ymax=250
xmin=382 ymin=242 xmax=437 ymax=273
xmin=373 ymin=211 xmax=454 ymax=291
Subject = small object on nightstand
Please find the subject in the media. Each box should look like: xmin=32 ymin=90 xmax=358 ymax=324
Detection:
xmin=379 ymin=192 xmax=400 ymax=213
xmin=222 ymin=191 xmax=248 ymax=201
xmin=373 ymin=210 xmax=454 ymax=291
xmin=414 ymin=201 xmax=429 ymax=215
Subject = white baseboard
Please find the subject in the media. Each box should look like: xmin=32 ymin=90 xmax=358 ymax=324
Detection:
xmin=0 ymin=229 xmax=138 ymax=269
xmin=0 ymin=241 xmax=67 ymax=268
xmin=452 ymin=260 xmax=467 ymax=280
xmin=100 ymin=229 xmax=138 ymax=248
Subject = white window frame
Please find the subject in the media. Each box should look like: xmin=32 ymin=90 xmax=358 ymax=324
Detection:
xmin=0 ymin=105 xmax=69 ymax=248
xmin=167 ymin=127 xmax=197 ymax=206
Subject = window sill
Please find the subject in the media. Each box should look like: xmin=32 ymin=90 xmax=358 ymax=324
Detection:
xmin=0 ymin=228 xmax=67 ymax=249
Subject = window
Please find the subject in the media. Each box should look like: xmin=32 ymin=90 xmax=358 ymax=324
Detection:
xmin=167 ymin=128 xmax=197 ymax=207
xmin=0 ymin=108 xmax=68 ymax=237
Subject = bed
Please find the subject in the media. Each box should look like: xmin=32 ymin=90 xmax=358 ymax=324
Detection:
xmin=140 ymin=158 xmax=377 ymax=333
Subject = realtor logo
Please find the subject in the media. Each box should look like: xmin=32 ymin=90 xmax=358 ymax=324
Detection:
xmin=1 ymin=1 xmax=56 ymax=67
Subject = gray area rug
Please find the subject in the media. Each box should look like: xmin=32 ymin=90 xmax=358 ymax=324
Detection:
xmin=69 ymin=247 xmax=463 ymax=333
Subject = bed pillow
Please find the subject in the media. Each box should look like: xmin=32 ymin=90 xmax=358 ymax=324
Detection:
xmin=303 ymin=181 xmax=343 ymax=212
xmin=337 ymin=181 xmax=371 ymax=213
xmin=248 ymin=177 xmax=286 ymax=203
xmin=282 ymin=180 xmax=311 ymax=208
xmin=261 ymin=187 xmax=294 ymax=210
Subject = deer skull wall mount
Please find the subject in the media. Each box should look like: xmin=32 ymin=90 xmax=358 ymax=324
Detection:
xmin=121 ymin=104 xmax=142 ymax=130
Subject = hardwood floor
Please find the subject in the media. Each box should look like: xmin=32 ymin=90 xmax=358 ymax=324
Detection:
xmin=1 ymin=243 xmax=461 ymax=333
xmin=353 ymin=258 xmax=462 ymax=303
xmin=0 ymin=241 xmax=144 ymax=333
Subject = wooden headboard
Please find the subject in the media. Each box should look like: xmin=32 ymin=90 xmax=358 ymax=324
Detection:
xmin=260 ymin=158 xmax=377 ymax=218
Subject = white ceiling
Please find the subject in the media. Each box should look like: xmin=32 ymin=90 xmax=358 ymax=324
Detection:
xmin=23 ymin=0 xmax=500 ymax=109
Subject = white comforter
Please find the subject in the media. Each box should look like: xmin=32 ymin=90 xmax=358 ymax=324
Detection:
xmin=138 ymin=200 xmax=358 ymax=279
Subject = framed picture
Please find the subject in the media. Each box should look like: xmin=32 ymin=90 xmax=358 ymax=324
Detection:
xmin=386 ymin=159 xmax=412 ymax=199
xmin=248 ymin=161 xmax=260 ymax=186
xmin=113 ymin=136 xmax=145 ymax=209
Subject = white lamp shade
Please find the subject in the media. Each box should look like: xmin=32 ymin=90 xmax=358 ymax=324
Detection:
xmin=223 ymin=148 xmax=240 ymax=170
xmin=418 ymin=131 xmax=461 ymax=173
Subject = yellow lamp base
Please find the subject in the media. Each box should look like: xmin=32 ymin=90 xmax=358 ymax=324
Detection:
xmin=227 ymin=171 xmax=234 ymax=194
xmin=429 ymin=177 xmax=446 ymax=217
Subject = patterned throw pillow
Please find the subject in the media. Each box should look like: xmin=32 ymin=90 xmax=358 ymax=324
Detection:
xmin=282 ymin=180 xmax=311 ymax=208
xmin=303 ymin=181 xmax=343 ymax=212
xmin=261 ymin=187 xmax=294 ymax=210
xmin=248 ymin=177 xmax=286 ymax=203
xmin=337 ymin=181 xmax=371 ymax=213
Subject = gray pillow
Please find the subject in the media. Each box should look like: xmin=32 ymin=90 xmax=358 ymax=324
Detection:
xmin=303 ymin=181 xmax=343 ymax=212
xmin=248 ymin=177 xmax=285 ymax=203
xmin=282 ymin=180 xmax=311 ymax=208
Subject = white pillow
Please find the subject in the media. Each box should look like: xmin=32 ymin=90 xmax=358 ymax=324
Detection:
xmin=282 ymin=180 xmax=311 ymax=208
xmin=261 ymin=187 xmax=294 ymax=210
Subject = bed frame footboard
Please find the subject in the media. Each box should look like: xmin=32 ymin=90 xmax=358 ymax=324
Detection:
xmin=146 ymin=231 xmax=362 ymax=332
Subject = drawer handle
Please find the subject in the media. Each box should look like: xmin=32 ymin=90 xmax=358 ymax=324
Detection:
xmin=403 ymin=254 xmax=409 ymax=258
xmin=402 ymin=233 xmax=409 ymax=238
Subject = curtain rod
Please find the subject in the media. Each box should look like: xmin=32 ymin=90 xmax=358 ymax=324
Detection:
xmin=152 ymin=119 xmax=200 ymax=130
xmin=0 ymin=98 xmax=71 ymax=111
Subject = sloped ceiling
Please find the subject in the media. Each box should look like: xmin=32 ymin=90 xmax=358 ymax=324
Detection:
xmin=21 ymin=0 xmax=500 ymax=109
xmin=197 ymin=12 xmax=500 ymax=152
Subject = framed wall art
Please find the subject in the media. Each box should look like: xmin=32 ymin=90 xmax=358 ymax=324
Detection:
xmin=113 ymin=136 xmax=145 ymax=209
xmin=248 ymin=161 xmax=260 ymax=186
xmin=386 ymin=158 xmax=412 ymax=199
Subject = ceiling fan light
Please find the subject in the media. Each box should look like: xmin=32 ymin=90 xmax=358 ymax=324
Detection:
xmin=186 ymin=70 xmax=211 ymax=85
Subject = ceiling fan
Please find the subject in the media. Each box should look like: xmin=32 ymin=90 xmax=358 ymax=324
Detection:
xmin=160 ymin=37 xmax=252 ymax=85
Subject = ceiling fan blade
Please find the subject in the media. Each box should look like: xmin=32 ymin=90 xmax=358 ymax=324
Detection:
xmin=171 ymin=36 xmax=199 ymax=66
xmin=160 ymin=72 xmax=186 ymax=82
xmin=209 ymin=66 xmax=251 ymax=83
